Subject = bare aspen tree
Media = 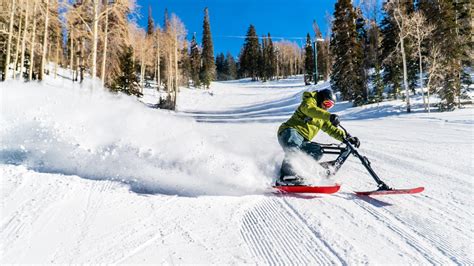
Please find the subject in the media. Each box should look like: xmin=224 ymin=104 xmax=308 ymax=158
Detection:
xmin=104 ymin=0 xmax=136 ymax=86
xmin=12 ymin=7 xmax=22 ymax=78
xmin=90 ymin=0 xmax=101 ymax=82
xmin=390 ymin=2 xmax=411 ymax=113
xmin=164 ymin=14 xmax=186 ymax=107
xmin=39 ymin=0 xmax=50 ymax=81
xmin=274 ymin=41 xmax=303 ymax=78
xmin=65 ymin=0 xmax=99 ymax=84
xmin=407 ymin=11 xmax=434 ymax=112
xmin=54 ymin=35 xmax=59 ymax=78
xmin=174 ymin=34 xmax=178 ymax=93
xmin=128 ymin=24 xmax=147 ymax=91
xmin=167 ymin=45 xmax=172 ymax=92
xmin=426 ymin=45 xmax=444 ymax=113
xmin=70 ymin=26 xmax=74 ymax=81
xmin=155 ymin=29 xmax=161 ymax=88
xmin=100 ymin=6 xmax=109 ymax=85
xmin=140 ymin=38 xmax=146 ymax=90
xmin=19 ymin=0 xmax=30 ymax=79
xmin=169 ymin=15 xmax=185 ymax=95
xmin=80 ymin=36 xmax=85 ymax=82
xmin=64 ymin=0 xmax=135 ymax=86
xmin=65 ymin=2 xmax=88 ymax=82
xmin=76 ymin=40 xmax=80 ymax=81
xmin=3 ymin=0 xmax=16 ymax=80
xmin=28 ymin=0 xmax=37 ymax=81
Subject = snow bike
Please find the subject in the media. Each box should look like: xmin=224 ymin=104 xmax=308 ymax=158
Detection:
xmin=274 ymin=124 xmax=424 ymax=195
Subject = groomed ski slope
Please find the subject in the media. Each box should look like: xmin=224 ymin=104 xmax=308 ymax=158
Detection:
xmin=1 ymin=76 xmax=473 ymax=264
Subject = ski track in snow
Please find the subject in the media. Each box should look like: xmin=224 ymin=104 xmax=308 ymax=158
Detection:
xmin=240 ymin=197 xmax=344 ymax=265
xmin=352 ymin=199 xmax=455 ymax=264
xmin=1 ymin=173 xmax=68 ymax=258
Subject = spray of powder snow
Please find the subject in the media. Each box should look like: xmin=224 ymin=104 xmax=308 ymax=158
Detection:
xmin=284 ymin=151 xmax=342 ymax=186
xmin=0 ymin=81 xmax=271 ymax=196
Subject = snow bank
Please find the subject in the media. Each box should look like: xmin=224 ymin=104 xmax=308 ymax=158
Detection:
xmin=0 ymin=81 xmax=269 ymax=196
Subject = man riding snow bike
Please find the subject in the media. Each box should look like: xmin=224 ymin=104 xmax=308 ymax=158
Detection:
xmin=276 ymin=88 xmax=360 ymax=186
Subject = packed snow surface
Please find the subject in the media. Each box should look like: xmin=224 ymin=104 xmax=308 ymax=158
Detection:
xmin=1 ymin=76 xmax=473 ymax=264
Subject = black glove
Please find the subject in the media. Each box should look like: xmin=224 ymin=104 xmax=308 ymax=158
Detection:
xmin=329 ymin=114 xmax=340 ymax=127
xmin=348 ymin=136 xmax=360 ymax=148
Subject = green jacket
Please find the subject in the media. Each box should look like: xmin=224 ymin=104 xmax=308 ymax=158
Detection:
xmin=278 ymin=91 xmax=345 ymax=142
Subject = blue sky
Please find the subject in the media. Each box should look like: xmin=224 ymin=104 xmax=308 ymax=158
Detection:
xmin=136 ymin=0 xmax=336 ymax=57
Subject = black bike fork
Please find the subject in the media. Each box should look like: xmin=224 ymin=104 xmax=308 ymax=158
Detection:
xmin=349 ymin=144 xmax=390 ymax=190
xmin=320 ymin=141 xmax=390 ymax=190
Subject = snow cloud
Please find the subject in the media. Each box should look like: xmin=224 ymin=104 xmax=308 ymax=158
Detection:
xmin=0 ymin=81 xmax=270 ymax=196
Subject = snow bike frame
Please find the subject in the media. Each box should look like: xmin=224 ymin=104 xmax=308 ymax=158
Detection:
xmin=319 ymin=125 xmax=391 ymax=190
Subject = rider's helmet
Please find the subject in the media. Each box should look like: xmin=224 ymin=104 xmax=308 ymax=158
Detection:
xmin=316 ymin=88 xmax=336 ymax=109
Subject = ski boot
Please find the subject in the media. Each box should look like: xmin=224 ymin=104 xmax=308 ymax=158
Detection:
xmin=275 ymin=175 xmax=305 ymax=186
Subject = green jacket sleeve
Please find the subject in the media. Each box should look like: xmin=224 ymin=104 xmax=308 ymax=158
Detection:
xmin=321 ymin=120 xmax=346 ymax=142
xmin=299 ymin=92 xmax=331 ymax=121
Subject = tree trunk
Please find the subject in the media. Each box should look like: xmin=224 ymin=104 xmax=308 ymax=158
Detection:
xmin=140 ymin=58 xmax=145 ymax=92
xmin=426 ymin=78 xmax=432 ymax=114
xmin=91 ymin=0 xmax=99 ymax=82
xmin=393 ymin=5 xmax=410 ymax=113
xmin=80 ymin=39 xmax=84 ymax=83
xmin=76 ymin=42 xmax=80 ymax=82
xmin=168 ymin=52 xmax=172 ymax=92
xmin=28 ymin=0 xmax=37 ymax=81
xmin=39 ymin=0 xmax=50 ymax=81
xmin=100 ymin=8 xmax=109 ymax=86
xmin=174 ymin=35 xmax=179 ymax=92
xmin=54 ymin=38 xmax=59 ymax=79
xmin=13 ymin=11 xmax=22 ymax=79
xmin=157 ymin=35 xmax=161 ymax=89
xmin=400 ymin=36 xmax=410 ymax=113
xmin=418 ymin=47 xmax=427 ymax=111
xmin=3 ymin=0 xmax=16 ymax=81
xmin=140 ymin=45 xmax=145 ymax=92
xmin=70 ymin=27 xmax=74 ymax=82
xmin=19 ymin=0 xmax=29 ymax=79
xmin=276 ymin=52 xmax=279 ymax=79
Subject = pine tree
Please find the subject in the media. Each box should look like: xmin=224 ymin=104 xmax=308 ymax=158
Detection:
xmin=453 ymin=0 xmax=472 ymax=68
xmin=264 ymin=33 xmax=276 ymax=80
xmin=304 ymin=33 xmax=314 ymax=84
xmin=313 ymin=20 xmax=330 ymax=81
xmin=318 ymin=40 xmax=331 ymax=81
xmin=354 ymin=7 xmax=368 ymax=104
xmin=112 ymin=45 xmax=142 ymax=97
xmin=380 ymin=1 xmax=417 ymax=102
xmin=179 ymin=45 xmax=191 ymax=88
xmin=147 ymin=6 xmax=154 ymax=36
xmin=330 ymin=0 xmax=366 ymax=103
xmin=189 ymin=33 xmax=201 ymax=87
xmin=224 ymin=52 xmax=237 ymax=80
xmin=163 ymin=8 xmax=169 ymax=31
xmin=366 ymin=21 xmax=380 ymax=69
xmin=160 ymin=9 xmax=170 ymax=89
xmin=239 ymin=24 xmax=259 ymax=80
xmin=145 ymin=6 xmax=155 ymax=82
xmin=258 ymin=36 xmax=265 ymax=81
xmin=199 ymin=7 xmax=215 ymax=88
xmin=419 ymin=0 xmax=464 ymax=109
xmin=367 ymin=20 xmax=383 ymax=102
xmin=216 ymin=52 xmax=226 ymax=80
xmin=380 ymin=3 xmax=402 ymax=99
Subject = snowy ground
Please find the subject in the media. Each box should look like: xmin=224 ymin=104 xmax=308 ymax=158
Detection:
xmin=1 ymin=75 xmax=473 ymax=264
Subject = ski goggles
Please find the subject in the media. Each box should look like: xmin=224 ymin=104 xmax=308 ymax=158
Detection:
xmin=322 ymin=99 xmax=335 ymax=109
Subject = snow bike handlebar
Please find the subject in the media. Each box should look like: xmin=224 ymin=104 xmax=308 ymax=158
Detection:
xmin=338 ymin=124 xmax=353 ymax=143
